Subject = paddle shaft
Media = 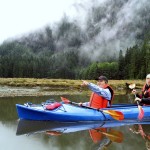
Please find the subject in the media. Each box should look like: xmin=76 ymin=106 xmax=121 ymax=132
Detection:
xmin=94 ymin=128 xmax=123 ymax=143
xmin=132 ymin=90 xmax=141 ymax=106
xmin=128 ymin=84 xmax=144 ymax=120
xmin=133 ymin=93 xmax=140 ymax=105
xmin=69 ymin=101 xmax=101 ymax=111
xmin=100 ymin=131 xmax=123 ymax=143
xmin=69 ymin=101 xmax=107 ymax=112
xmin=67 ymin=101 xmax=124 ymax=120
xmin=61 ymin=97 xmax=124 ymax=121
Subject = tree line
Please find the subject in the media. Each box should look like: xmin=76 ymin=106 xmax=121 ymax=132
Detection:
xmin=0 ymin=37 xmax=149 ymax=79
xmin=118 ymin=39 xmax=150 ymax=79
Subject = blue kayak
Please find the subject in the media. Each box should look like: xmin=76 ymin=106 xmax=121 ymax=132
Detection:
xmin=16 ymin=102 xmax=150 ymax=121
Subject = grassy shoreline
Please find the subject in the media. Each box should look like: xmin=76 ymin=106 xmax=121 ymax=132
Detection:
xmin=0 ymin=78 xmax=145 ymax=89
xmin=0 ymin=78 xmax=145 ymax=97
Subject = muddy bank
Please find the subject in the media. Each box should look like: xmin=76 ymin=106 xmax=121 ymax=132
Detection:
xmin=0 ymin=85 xmax=129 ymax=97
xmin=0 ymin=86 xmax=82 ymax=97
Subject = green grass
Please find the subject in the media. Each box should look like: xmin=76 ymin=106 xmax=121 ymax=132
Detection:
xmin=0 ymin=78 xmax=145 ymax=97
xmin=0 ymin=78 xmax=145 ymax=89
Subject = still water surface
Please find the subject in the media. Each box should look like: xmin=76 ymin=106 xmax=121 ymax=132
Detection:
xmin=0 ymin=95 xmax=150 ymax=150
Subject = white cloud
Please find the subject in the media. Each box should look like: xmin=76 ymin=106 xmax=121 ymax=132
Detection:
xmin=0 ymin=0 xmax=77 ymax=43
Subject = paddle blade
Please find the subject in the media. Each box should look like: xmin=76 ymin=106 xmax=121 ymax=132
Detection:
xmin=138 ymin=105 xmax=144 ymax=120
xmin=103 ymin=110 xmax=124 ymax=121
xmin=129 ymin=83 xmax=136 ymax=89
xmin=102 ymin=129 xmax=123 ymax=143
xmin=61 ymin=97 xmax=70 ymax=104
xmin=101 ymin=129 xmax=123 ymax=143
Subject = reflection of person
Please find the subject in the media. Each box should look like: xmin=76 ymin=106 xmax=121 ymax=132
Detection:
xmin=133 ymin=74 xmax=150 ymax=105
xmin=97 ymin=137 xmax=112 ymax=150
xmin=129 ymin=124 xmax=150 ymax=150
xmin=89 ymin=128 xmax=112 ymax=150
xmin=81 ymin=75 xmax=114 ymax=109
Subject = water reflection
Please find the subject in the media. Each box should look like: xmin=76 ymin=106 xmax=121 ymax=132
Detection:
xmin=129 ymin=124 xmax=150 ymax=150
xmin=0 ymin=121 xmax=56 ymax=150
xmin=1 ymin=95 xmax=150 ymax=150
xmin=16 ymin=120 xmax=125 ymax=150
xmin=16 ymin=119 xmax=150 ymax=150
xmin=16 ymin=120 xmax=126 ymax=135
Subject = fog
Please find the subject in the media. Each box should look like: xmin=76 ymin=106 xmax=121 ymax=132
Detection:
xmin=68 ymin=0 xmax=150 ymax=60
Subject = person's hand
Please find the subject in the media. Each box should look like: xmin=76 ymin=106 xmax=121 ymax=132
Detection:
xmin=81 ymin=80 xmax=89 ymax=86
xmin=78 ymin=102 xmax=83 ymax=106
xmin=134 ymin=97 xmax=141 ymax=102
xmin=132 ymin=89 xmax=137 ymax=95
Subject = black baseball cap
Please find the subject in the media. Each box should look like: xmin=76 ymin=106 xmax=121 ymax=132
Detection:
xmin=98 ymin=75 xmax=108 ymax=83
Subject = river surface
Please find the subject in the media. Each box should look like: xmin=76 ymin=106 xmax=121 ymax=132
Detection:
xmin=0 ymin=94 xmax=150 ymax=150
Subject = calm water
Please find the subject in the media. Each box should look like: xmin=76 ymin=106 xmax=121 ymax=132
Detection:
xmin=0 ymin=94 xmax=150 ymax=150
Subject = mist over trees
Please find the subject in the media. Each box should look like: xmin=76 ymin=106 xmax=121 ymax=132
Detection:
xmin=0 ymin=0 xmax=150 ymax=79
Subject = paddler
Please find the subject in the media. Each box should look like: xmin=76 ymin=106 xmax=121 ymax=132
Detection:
xmin=80 ymin=75 xmax=114 ymax=109
xmin=133 ymin=74 xmax=150 ymax=105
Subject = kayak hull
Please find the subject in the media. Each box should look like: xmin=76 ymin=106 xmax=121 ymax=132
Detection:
xmin=16 ymin=104 xmax=107 ymax=121
xmin=16 ymin=103 xmax=150 ymax=121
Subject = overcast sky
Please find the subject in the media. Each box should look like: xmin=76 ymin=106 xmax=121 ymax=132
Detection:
xmin=0 ymin=0 xmax=81 ymax=43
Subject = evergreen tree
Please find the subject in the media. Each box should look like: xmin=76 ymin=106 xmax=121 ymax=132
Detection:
xmin=118 ymin=50 xmax=125 ymax=79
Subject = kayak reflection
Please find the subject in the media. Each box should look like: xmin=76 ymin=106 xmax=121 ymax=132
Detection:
xmin=16 ymin=119 xmax=125 ymax=150
xmin=16 ymin=119 xmax=150 ymax=149
xmin=16 ymin=120 xmax=106 ymax=136
xmin=16 ymin=119 xmax=150 ymax=136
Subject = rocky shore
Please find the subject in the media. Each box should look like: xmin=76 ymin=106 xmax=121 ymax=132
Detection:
xmin=0 ymin=85 xmax=82 ymax=97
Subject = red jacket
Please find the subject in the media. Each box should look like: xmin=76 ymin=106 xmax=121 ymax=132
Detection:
xmin=89 ymin=84 xmax=114 ymax=109
xmin=142 ymin=84 xmax=150 ymax=98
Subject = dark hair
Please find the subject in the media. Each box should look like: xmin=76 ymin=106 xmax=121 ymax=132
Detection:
xmin=98 ymin=76 xmax=108 ymax=83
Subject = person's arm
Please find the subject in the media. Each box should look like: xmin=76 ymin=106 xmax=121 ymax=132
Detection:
xmin=141 ymin=98 xmax=150 ymax=105
xmin=88 ymin=83 xmax=111 ymax=100
xmin=135 ymin=97 xmax=150 ymax=105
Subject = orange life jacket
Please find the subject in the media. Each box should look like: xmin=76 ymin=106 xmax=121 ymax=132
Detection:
xmin=89 ymin=84 xmax=114 ymax=109
xmin=142 ymin=84 xmax=150 ymax=98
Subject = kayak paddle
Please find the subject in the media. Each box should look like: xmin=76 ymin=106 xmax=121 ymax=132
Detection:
xmin=60 ymin=97 xmax=124 ymax=121
xmin=129 ymin=83 xmax=144 ymax=120
xmin=97 ymin=129 xmax=123 ymax=143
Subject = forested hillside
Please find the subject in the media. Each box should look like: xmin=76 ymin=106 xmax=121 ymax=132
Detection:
xmin=0 ymin=0 xmax=150 ymax=79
